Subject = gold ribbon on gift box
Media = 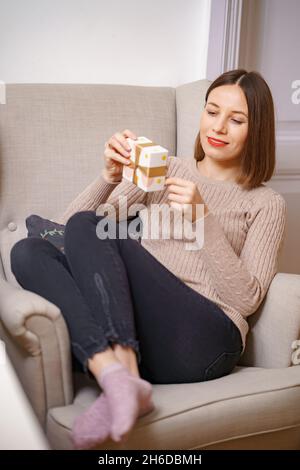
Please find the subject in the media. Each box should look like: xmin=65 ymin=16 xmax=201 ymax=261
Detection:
xmin=127 ymin=142 xmax=167 ymax=185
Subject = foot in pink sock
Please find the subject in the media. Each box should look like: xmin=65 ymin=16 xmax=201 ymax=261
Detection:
xmin=71 ymin=393 xmax=111 ymax=449
xmin=98 ymin=362 xmax=154 ymax=443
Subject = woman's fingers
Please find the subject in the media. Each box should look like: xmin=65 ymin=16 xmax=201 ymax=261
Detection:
xmin=106 ymin=129 xmax=137 ymax=155
xmin=104 ymin=129 xmax=137 ymax=174
xmin=108 ymin=135 xmax=131 ymax=157
xmin=165 ymin=177 xmax=189 ymax=187
xmin=166 ymin=184 xmax=186 ymax=195
xmin=167 ymin=193 xmax=189 ymax=204
xmin=122 ymin=129 xmax=137 ymax=140
xmin=115 ymin=132 xmax=132 ymax=151
xmin=105 ymin=149 xmax=131 ymax=166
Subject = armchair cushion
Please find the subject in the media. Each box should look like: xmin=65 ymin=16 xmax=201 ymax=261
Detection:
xmin=47 ymin=366 xmax=300 ymax=450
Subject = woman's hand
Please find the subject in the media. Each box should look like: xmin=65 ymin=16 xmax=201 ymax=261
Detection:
xmin=165 ymin=177 xmax=208 ymax=222
xmin=102 ymin=129 xmax=137 ymax=183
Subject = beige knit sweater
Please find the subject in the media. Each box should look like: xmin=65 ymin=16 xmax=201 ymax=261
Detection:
xmin=57 ymin=156 xmax=287 ymax=349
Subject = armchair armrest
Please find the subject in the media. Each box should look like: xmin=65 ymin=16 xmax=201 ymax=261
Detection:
xmin=0 ymin=277 xmax=73 ymax=427
xmin=239 ymin=273 xmax=300 ymax=368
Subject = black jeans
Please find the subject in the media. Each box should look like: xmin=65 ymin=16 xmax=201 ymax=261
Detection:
xmin=10 ymin=210 xmax=242 ymax=384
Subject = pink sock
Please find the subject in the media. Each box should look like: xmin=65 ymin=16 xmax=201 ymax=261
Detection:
xmin=71 ymin=364 xmax=154 ymax=448
xmin=98 ymin=362 xmax=154 ymax=442
xmin=71 ymin=393 xmax=111 ymax=449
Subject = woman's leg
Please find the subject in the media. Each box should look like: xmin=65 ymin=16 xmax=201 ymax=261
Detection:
xmin=63 ymin=210 xmax=242 ymax=385
xmin=10 ymin=237 xmax=123 ymax=375
xmin=10 ymin=222 xmax=153 ymax=446
xmin=11 ymin=210 xmax=242 ymax=446
xmin=62 ymin=211 xmax=143 ymax=375
xmin=61 ymin=211 xmax=154 ymax=444
xmin=118 ymin=237 xmax=243 ymax=384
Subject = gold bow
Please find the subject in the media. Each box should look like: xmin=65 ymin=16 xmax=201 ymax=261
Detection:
xmin=127 ymin=142 xmax=167 ymax=185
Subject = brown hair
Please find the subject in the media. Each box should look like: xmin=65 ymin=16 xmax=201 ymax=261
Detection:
xmin=194 ymin=69 xmax=276 ymax=190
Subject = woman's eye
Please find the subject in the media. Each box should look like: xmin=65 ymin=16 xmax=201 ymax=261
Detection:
xmin=207 ymin=110 xmax=243 ymax=124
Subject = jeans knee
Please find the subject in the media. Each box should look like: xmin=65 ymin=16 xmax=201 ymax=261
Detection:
xmin=64 ymin=211 xmax=97 ymax=249
xmin=65 ymin=211 xmax=96 ymax=235
xmin=10 ymin=237 xmax=46 ymax=276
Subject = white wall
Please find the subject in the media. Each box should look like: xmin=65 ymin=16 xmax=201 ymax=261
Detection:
xmin=239 ymin=0 xmax=300 ymax=274
xmin=0 ymin=0 xmax=211 ymax=87
xmin=240 ymin=0 xmax=300 ymax=122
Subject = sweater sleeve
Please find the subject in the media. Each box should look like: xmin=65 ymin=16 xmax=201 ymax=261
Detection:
xmin=97 ymin=177 xmax=149 ymax=222
xmin=56 ymin=157 xmax=177 ymax=224
xmin=56 ymin=172 xmax=149 ymax=225
xmin=56 ymin=173 xmax=121 ymax=225
xmin=199 ymin=193 xmax=287 ymax=318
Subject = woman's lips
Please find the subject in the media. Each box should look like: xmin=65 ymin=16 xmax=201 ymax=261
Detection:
xmin=207 ymin=137 xmax=228 ymax=147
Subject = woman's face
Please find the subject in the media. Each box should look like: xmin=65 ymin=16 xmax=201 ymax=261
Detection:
xmin=199 ymin=84 xmax=249 ymax=164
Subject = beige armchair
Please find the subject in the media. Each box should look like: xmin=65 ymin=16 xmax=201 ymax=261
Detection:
xmin=0 ymin=82 xmax=300 ymax=449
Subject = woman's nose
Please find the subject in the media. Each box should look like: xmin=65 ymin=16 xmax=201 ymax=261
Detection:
xmin=212 ymin=117 xmax=227 ymax=133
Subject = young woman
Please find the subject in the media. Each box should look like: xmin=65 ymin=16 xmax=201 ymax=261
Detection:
xmin=10 ymin=69 xmax=286 ymax=449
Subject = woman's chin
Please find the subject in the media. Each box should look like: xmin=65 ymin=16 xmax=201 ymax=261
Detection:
xmin=205 ymin=148 xmax=228 ymax=159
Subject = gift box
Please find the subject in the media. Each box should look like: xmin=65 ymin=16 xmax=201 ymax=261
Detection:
xmin=122 ymin=136 xmax=168 ymax=192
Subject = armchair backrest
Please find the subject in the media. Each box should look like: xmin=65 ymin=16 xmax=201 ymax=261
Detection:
xmin=0 ymin=83 xmax=179 ymax=285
